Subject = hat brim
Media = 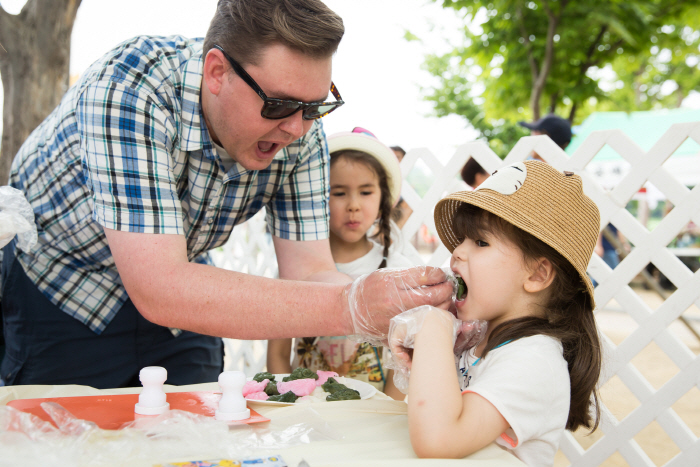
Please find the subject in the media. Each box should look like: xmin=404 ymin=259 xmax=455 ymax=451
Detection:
xmin=328 ymin=132 xmax=402 ymax=206
xmin=518 ymin=121 xmax=539 ymax=130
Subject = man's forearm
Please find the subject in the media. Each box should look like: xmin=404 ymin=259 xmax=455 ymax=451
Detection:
xmin=127 ymin=261 xmax=351 ymax=340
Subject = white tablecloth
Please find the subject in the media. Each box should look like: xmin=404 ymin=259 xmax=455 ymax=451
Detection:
xmin=0 ymin=383 xmax=525 ymax=467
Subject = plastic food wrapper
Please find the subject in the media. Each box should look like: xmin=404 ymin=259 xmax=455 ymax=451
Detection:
xmin=385 ymin=305 xmax=488 ymax=394
xmin=0 ymin=402 xmax=340 ymax=467
xmin=343 ymin=266 xmax=455 ymax=347
xmin=0 ymin=185 xmax=37 ymax=251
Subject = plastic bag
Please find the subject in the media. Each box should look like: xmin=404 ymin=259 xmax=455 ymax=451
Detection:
xmin=342 ymin=266 xmax=455 ymax=347
xmin=385 ymin=305 xmax=488 ymax=394
xmin=0 ymin=403 xmax=340 ymax=467
xmin=0 ymin=185 xmax=37 ymax=250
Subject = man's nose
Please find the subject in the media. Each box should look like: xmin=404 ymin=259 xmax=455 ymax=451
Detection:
xmin=278 ymin=111 xmax=308 ymax=141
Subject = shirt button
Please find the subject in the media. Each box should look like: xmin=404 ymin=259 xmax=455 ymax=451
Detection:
xmin=207 ymin=219 xmax=214 ymax=225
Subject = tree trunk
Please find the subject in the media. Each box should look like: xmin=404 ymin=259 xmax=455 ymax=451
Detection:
xmin=0 ymin=0 xmax=81 ymax=185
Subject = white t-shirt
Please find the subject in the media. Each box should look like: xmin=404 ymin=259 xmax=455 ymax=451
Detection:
xmin=457 ymin=335 xmax=570 ymax=466
xmin=336 ymin=223 xmax=424 ymax=279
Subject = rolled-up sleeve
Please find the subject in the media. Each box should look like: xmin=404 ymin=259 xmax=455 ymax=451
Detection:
xmin=76 ymin=80 xmax=183 ymax=234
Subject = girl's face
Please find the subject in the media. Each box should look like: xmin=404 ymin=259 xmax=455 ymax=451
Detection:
xmin=329 ymin=157 xmax=382 ymax=245
xmin=450 ymin=229 xmax=533 ymax=329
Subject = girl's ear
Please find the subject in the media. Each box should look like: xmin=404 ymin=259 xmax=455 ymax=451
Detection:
xmin=524 ymin=257 xmax=556 ymax=293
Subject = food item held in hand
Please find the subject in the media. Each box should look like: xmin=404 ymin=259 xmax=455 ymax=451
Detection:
xmin=277 ymin=378 xmax=317 ymax=397
xmin=242 ymin=379 xmax=269 ymax=397
xmin=326 ymin=387 xmax=361 ymax=401
xmin=456 ymin=274 xmax=466 ymax=301
xmin=264 ymin=381 xmax=279 ymax=396
xmin=253 ymin=372 xmax=276 ymax=383
xmin=267 ymin=391 xmax=298 ymax=403
xmin=282 ymin=367 xmax=319 ymax=382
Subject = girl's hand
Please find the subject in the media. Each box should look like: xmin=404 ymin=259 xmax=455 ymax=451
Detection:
xmin=385 ymin=306 xmax=459 ymax=393
xmin=453 ymin=319 xmax=488 ymax=355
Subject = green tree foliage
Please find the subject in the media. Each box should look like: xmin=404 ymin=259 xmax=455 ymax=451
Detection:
xmin=604 ymin=12 xmax=700 ymax=110
xmin=420 ymin=0 xmax=700 ymax=157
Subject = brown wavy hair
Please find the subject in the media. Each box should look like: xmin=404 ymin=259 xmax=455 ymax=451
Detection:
xmin=203 ymin=0 xmax=344 ymax=65
xmin=330 ymin=150 xmax=393 ymax=269
xmin=453 ymin=203 xmax=601 ymax=432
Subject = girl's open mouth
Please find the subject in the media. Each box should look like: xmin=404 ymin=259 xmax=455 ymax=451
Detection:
xmin=455 ymin=274 xmax=467 ymax=301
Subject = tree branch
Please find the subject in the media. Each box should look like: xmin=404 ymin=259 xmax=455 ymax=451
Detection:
xmin=529 ymin=0 xmax=561 ymax=119
xmin=516 ymin=5 xmax=539 ymax=85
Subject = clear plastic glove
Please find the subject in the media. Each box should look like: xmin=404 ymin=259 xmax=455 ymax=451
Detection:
xmin=342 ymin=266 xmax=455 ymax=347
xmin=0 ymin=186 xmax=37 ymax=250
xmin=385 ymin=305 xmax=487 ymax=394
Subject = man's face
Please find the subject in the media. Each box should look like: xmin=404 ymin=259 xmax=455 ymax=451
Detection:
xmin=203 ymin=43 xmax=333 ymax=171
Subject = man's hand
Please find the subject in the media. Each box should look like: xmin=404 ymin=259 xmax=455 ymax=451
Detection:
xmin=341 ymin=266 xmax=454 ymax=347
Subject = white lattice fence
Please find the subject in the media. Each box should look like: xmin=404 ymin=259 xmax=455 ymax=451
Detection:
xmin=212 ymin=124 xmax=700 ymax=466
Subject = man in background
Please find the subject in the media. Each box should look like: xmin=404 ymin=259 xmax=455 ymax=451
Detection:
xmin=519 ymin=114 xmax=572 ymax=160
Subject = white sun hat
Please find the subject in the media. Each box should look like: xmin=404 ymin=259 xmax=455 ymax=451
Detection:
xmin=327 ymin=128 xmax=403 ymax=206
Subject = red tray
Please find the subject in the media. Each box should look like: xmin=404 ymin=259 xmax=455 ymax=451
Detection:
xmin=7 ymin=391 xmax=269 ymax=430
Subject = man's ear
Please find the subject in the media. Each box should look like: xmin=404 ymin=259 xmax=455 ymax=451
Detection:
xmin=524 ymin=257 xmax=556 ymax=293
xmin=202 ymin=48 xmax=227 ymax=96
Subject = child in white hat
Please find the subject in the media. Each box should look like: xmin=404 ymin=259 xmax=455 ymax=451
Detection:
xmin=267 ymin=128 xmax=423 ymax=400
xmin=390 ymin=160 xmax=602 ymax=465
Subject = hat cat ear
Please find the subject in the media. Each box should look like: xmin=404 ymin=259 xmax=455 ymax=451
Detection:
xmin=476 ymin=162 xmax=527 ymax=195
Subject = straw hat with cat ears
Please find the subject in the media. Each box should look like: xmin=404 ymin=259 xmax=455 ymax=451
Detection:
xmin=434 ymin=160 xmax=600 ymax=306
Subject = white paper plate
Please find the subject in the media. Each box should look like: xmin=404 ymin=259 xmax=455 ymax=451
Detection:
xmin=245 ymin=374 xmax=377 ymax=406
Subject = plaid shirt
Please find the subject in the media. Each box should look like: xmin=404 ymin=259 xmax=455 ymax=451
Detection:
xmin=9 ymin=36 xmax=330 ymax=334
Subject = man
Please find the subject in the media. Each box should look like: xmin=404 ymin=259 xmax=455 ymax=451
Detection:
xmin=518 ymin=114 xmax=572 ymax=160
xmin=2 ymin=0 xmax=452 ymax=388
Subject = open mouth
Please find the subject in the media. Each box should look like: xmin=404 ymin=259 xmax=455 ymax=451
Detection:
xmin=455 ymin=274 xmax=467 ymax=301
xmin=257 ymin=141 xmax=278 ymax=154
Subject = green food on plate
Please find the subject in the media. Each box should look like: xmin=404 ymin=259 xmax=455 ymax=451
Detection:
xmin=252 ymin=372 xmax=275 ymax=383
xmin=282 ymin=367 xmax=318 ymax=382
xmin=264 ymin=381 xmax=280 ymax=396
xmin=267 ymin=391 xmax=298 ymax=403
xmin=326 ymin=388 xmax=361 ymax=401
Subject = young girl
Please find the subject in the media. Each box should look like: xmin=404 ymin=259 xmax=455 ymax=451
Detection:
xmin=391 ymin=161 xmax=602 ymax=465
xmin=267 ymin=128 xmax=423 ymax=400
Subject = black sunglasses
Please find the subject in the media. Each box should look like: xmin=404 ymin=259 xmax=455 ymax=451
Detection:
xmin=212 ymin=45 xmax=344 ymax=120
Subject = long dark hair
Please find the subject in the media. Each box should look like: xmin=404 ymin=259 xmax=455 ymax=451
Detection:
xmin=453 ymin=203 xmax=601 ymax=432
xmin=330 ymin=150 xmax=393 ymax=268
